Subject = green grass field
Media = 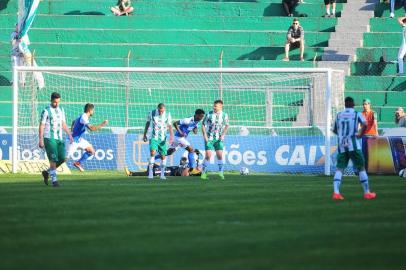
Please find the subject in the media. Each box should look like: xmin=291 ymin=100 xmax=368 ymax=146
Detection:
xmin=0 ymin=173 xmax=405 ymax=270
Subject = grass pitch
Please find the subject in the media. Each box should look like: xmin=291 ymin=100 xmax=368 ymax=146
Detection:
xmin=0 ymin=173 xmax=405 ymax=270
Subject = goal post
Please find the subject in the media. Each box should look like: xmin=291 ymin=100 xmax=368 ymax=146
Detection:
xmin=11 ymin=66 xmax=344 ymax=175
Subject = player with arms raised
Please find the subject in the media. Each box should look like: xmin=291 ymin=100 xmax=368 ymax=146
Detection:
xmin=332 ymin=96 xmax=376 ymax=200
xmin=201 ymin=100 xmax=229 ymax=180
xmin=68 ymin=103 xmax=108 ymax=172
xmin=143 ymin=103 xmax=174 ymax=180
xmin=39 ymin=92 xmax=73 ymax=187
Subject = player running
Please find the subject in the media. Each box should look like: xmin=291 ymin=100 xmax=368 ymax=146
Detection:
xmin=155 ymin=109 xmax=205 ymax=172
xmin=332 ymin=96 xmax=376 ymax=200
xmin=143 ymin=103 xmax=174 ymax=180
xmin=39 ymin=92 xmax=73 ymax=187
xmin=201 ymin=100 xmax=229 ymax=180
xmin=68 ymin=103 xmax=108 ymax=172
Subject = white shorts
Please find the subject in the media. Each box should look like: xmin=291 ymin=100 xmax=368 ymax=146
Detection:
xmin=67 ymin=138 xmax=92 ymax=157
xmin=170 ymin=136 xmax=191 ymax=149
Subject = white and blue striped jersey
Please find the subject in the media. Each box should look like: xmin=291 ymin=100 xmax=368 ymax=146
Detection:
xmin=175 ymin=116 xmax=199 ymax=137
xmin=71 ymin=113 xmax=90 ymax=141
xmin=333 ymin=108 xmax=366 ymax=153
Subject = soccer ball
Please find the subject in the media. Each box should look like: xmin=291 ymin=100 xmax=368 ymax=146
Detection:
xmin=240 ymin=167 xmax=249 ymax=176
xmin=399 ymin=168 xmax=406 ymax=178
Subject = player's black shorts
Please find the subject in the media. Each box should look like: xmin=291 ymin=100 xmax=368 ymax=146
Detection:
xmin=324 ymin=0 xmax=336 ymax=5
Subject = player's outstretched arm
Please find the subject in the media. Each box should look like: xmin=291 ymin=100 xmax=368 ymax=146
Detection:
xmin=87 ymin=120 xmax=108 ymax=132
xmin=221 ymin=124 xmax=229 ymax=141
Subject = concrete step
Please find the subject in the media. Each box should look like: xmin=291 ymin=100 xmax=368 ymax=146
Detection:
xmin=335 ymin=24 xmax=369 ymax=33
xmin=342 ymin=3 xmax=375 ymax=11
xmin=328 ymin=38 xmax=362 ymax=47
xmin=322 ymin=52 xmax=356 ymax=61
xmin=340 ymin=10 xmax=374 ymax=18
xmin=330 ymin=32 xmax=364 ymax=40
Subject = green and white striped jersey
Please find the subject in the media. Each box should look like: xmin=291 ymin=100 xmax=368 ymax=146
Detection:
xmin=147 ymin=109 xmax=172 ymax=141
xmin=333 ymin=108 xmax=366 ymax=153
xmin=203 ymin=110 xmax=229 ymax=140
xmin=40 ymin=105 xmax=66 ymax=140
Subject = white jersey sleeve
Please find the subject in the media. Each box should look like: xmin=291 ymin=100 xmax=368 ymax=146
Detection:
xmin=80 ymin=113 xmax=90 ymax=126
xmin=179 ymin=117 xmax=192 ymax=125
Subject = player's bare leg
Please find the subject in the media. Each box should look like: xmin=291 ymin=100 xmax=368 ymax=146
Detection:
xmin=74 ymin=146 xmax=94 ymax=172
xmin=216 ymin=150 xmax=225 ymax=180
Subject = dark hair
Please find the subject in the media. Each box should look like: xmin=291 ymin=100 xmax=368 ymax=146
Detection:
xmin=214 ymin=100 xmax=223 ymax=105
xmin=293 ymin=18 xmax=299 ymax=22
xmin=51 ymin=92 xmax=61 ymax=100
xmin=84 ymin=103 xmax=94 ymax=113
xmin=195 ymin=109 xmax=205 ymax=115
xmin=403 ymin=18 xmax=406 ymax=24
xmin=157 ymin=103 xmax=165 ymax=109
xmin=344 ymin=96 xmax=355 ymax=108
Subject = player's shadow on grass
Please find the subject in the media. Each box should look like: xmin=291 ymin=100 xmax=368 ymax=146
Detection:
xmin=0 ymin=0 xmax=10 ymax=11
xmin=64 ymin=10 xmax=105 ymax=15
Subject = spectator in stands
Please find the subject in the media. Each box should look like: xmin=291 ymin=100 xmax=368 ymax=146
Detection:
xmin=397 ymin=16 xmax=406 ymax=75
xmin=324 ymin=0 xmax=336 ymax=17
xmin=282 ymin=0 xmax=302 ymax=17
xmin=395 ymin=107 xmax=406 ymax=127
xmin=283 ymin=18 xmax=305 ymax=61
xmin=361 ymin=99 xmax=378 ymax=136
xmin=111 ymin=0 xmax=134 ymax=16
xmin=389 ymin=0 xmax=406 ymax=18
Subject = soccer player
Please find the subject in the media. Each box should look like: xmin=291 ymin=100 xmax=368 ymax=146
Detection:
xmin=156 ymin=109 xmax=205 ymax=171
xmin=332 ymin=96 xmax=376 ymax=200
xmin=68 ymin=103 xmax=109 ymax=172
xmin=39 ymin=92 xmax=73 ymax=187
xmin=143 ymin=103 xmax=174 ymax=180
xmin=201 ymin=100 xmax=229 ymax=180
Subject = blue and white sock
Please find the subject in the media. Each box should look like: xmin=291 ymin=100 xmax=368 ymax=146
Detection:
xmin=359 ymin=170 xmax=369 ymax=193
xmin=333 ymin=170 xmax=342 ymax=194
xmin=78 ymin=151 xmax=91 ymax=164
xmin=188 ymin=151 xmax=195 ymax=168
xmin=218 ymin=159 xmax=224 ymax=173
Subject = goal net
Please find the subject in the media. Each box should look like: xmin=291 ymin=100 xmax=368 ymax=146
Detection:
xmin=11 ymin=67 xmax=344 ymax=175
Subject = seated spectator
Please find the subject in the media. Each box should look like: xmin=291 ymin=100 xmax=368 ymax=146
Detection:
xmin=282 ymin=0 xmax=301 ymax=17
xmin=324 ymin=0 xmax=336 ymax=17
xmin=395 ymin=107 xmax=406 ymax=127
xmin=362 ymin=99 xmax=378 ymax=136
xmin=111 ymin=0 xmax=134 ymax=16
xmin=283 ymin=18 xmax=305 ymax=61
xmin=390 ymin=0 xmax=406 ymax=18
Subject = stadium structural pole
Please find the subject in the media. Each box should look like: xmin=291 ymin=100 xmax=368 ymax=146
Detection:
xmin=324 ymin=69 xmax=332 ymax=176
xmin=12 ymin=66 xmax=19 ymax=173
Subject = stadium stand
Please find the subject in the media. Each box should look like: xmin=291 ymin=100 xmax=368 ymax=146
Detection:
xmin=0 ymin=0 xmax=345 ymax=128
xmin=347 ymin=1 xmax=406 ymax=128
